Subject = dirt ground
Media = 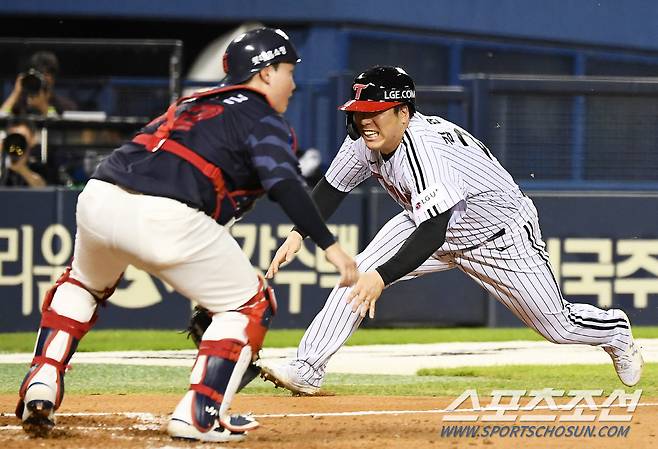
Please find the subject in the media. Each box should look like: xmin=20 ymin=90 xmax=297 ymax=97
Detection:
xmin=0 ymin=394 xmax=656 ymax=449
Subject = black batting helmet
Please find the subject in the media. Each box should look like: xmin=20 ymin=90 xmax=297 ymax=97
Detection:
xmin=220 ymin=27 xmax=301 ymax=86
xmin=339 ymin=66 xmax=415 ymax=140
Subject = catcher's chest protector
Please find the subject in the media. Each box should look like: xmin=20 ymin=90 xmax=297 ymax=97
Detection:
xmin=133 ymin=85 xmax=268 ymax=225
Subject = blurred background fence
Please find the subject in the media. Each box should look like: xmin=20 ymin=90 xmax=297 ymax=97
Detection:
xmin=464 ymin=75 xmax=658 ymax=189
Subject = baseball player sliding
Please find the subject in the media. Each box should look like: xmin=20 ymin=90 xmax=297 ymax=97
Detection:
xmin=15 ymin=28 xmax=358 ymax=442
xmin=262 ymin=65 xmax=644 ymax=395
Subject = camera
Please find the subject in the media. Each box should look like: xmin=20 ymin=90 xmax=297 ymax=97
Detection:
xmin=2 ymin=133 xmax=28 ymax=163
xmin=20 ymin=68 xmax=47 ymax=95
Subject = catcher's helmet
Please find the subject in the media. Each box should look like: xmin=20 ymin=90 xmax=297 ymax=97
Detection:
xmin=220 ymin=27 xmax=301 ymax=86
xmin=338 ymin=66 xmax=415 ymax=140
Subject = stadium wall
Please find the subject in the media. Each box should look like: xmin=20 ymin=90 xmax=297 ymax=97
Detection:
xmin=1 ymin=189 xmax=656 ymax=331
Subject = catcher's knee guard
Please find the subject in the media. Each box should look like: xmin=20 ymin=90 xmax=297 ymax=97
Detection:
xmin=229 ymin=277 xmax=277 ymax=395
xmin=186 ymin=307 xmax=263 ymax=394
xmin=187 ymin=276 xmax=277 ymax=354
xmin=237 ymin=276 xmax=277 ymax=353
xmin=16 ymin=267 xmax=120 ymax=421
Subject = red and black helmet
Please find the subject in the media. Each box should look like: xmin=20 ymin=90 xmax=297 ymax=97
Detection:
xmin=220 ymin=27 xmax=301 ymax=86
xmin=339 ymin=66 xmax=416 ymax=140
xmin=339 ymin=66 xmax=416 ymax=113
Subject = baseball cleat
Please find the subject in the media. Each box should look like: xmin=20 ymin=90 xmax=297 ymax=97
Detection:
xmin=604 ymin=312 xmax=644 ymax=387
xmin=21 ymin=399 xmax=56 ymax=437
xmin=18 ymin=383 xmax=58 ymax=437
xmin=259 ymin=362 xmax=322 ymax=396
xmin=167 ymin=418 xmax=248 ymax=442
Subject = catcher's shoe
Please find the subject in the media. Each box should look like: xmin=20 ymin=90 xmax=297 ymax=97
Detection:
xmin=167 ymin=415 xmax=254 ymax=443
xmin=221 ymin=413 xmax=260 ymax=432
xmin=604 ymin=312 xmax=644 ymax=387
xmin=259 ymin=362 xmax=320 ymax=396
xmin=18 ymin=384 xmax=57 ymax=437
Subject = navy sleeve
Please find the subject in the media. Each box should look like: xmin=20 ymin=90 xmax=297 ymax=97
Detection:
xmin=269 ymin=180 xmax=336 ymax=250
xmin=293 ymin=177 xmax=348 ymax=239
xmin=246 ymin=114 xmax=304 ymax=191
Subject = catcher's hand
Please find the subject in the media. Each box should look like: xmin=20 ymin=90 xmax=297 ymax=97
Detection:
xmin=186 ymin=305 xmax=212 ymax=348
xmin=266 ymin=231 xmax=303 ymax=279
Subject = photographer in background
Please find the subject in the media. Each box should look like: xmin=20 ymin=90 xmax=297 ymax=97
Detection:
xmin=1 ymin=51 xmax=77 ymax=116
xmin=1 ymin=117 xmax=46 ymax=187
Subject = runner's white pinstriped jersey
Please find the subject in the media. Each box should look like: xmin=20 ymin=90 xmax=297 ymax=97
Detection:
xmin=326 ymin=112 xmax=532 ymax=253
xmin=262 ymin=66 xmax=643 ymax=394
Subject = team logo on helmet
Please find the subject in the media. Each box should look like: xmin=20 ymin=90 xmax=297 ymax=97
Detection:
xmin=251 ymin=46 xmax=288 ymax=66
xmin=353 ymin=83 xmax=369 ymax=100
xmin=383 ymin=89 xmax=415 ymax=100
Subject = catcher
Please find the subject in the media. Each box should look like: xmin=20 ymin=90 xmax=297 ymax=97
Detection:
xmin=15 ymin=27 xmax=358 ymax=443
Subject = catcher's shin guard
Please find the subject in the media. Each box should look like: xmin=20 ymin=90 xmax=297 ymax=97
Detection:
xmin=16 ymin=267 xmax=118 ymax=434
xmin=238 ymin=276 xmax=277 ymax=354
xmin=169 ymin=279 xmax=277 ymax=438
xmin=218 ymin=277 xmax=277 ymax=430
xmin=187 ymin=305 xmax=263 ymax=392
xmin=185 ymin=277 xmax=277 ymax=394
xmin=170 ymin=339 xmax=258 ymax=435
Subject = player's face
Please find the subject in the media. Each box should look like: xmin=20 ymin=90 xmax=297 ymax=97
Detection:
xmin=354 ymin=106 xmax=409 ymax=154
xmin=267 ymin=63 xmax=297 ymax=114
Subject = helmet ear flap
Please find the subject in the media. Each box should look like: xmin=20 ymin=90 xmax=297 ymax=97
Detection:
xmin=346 ymin=113 xmax=360 ymax=141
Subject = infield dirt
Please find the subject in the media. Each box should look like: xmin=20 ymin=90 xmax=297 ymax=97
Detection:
xmin=0 ymin=394 xmax=656 ymax=449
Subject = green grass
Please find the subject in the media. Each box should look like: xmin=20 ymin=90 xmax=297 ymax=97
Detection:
xmin=1 ymin=363 xmax=655 ymax=397
xmin=0 ymin=329 xmax=200 ymax=353
xmin=418 ymin=363 xmax=658 ymax=396
xmin=2 ymin=327 xmax=658 ymax=353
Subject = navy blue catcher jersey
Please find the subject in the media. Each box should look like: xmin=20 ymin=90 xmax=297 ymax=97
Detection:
xmin=93 ymin=87 xmax=303 ymax=223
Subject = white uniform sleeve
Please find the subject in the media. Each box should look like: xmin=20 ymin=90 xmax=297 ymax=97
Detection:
xmin=402 ymin=129 xmax=466 ymax=225
xmin=324 ymin=136 xmax=371 ymax=192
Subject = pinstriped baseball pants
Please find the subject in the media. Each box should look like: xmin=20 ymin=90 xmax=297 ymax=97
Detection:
xmin=293 ymin=209 xmax=632 ymax=387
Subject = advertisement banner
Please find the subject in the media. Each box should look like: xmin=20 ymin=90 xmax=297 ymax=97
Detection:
xmin=1 ymin=189 xmax=656 ymax=331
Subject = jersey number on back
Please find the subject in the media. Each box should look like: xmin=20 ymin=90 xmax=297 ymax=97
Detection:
xmin=223 ymin=94 xmax=249 ymax=105
xmin=453 ymin=128 xmax=493 ymax=160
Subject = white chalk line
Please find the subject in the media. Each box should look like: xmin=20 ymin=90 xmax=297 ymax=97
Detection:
xmin=255 ymin=401 xmax=658 ymax=418
xmin=1 ymin=402 xmax=657 ymax=432
xmin=0 ymin=425 xmax=154 ymax=431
